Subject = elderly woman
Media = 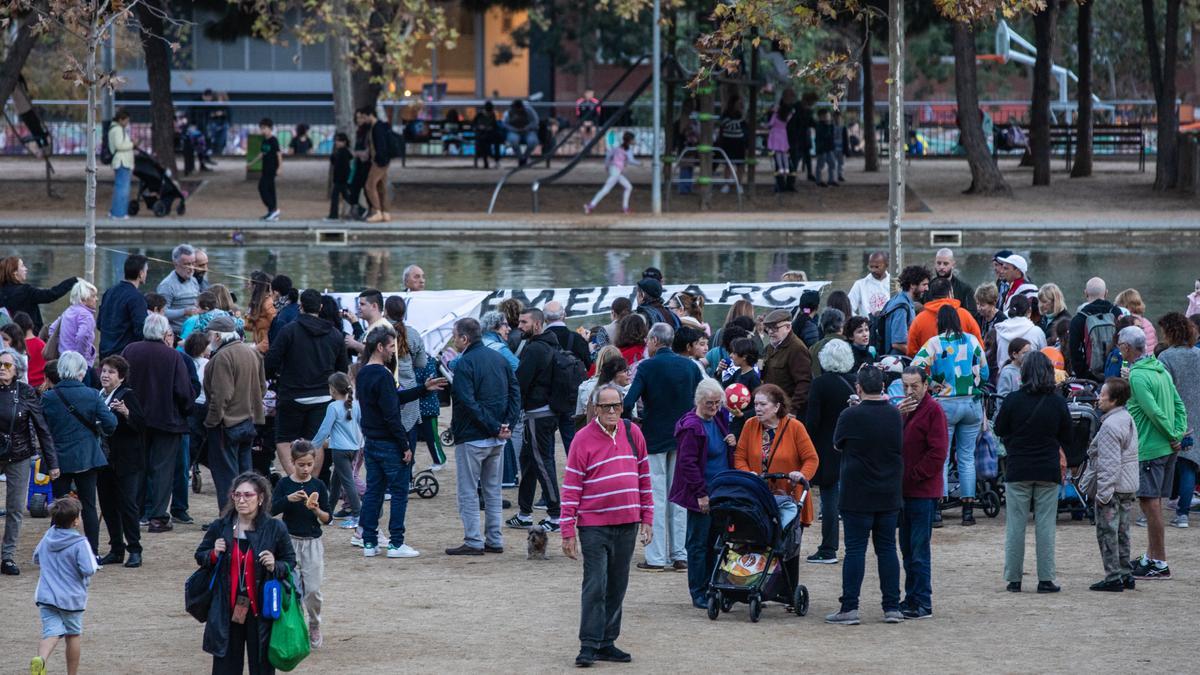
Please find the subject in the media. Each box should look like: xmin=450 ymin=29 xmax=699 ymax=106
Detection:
xmin=0 ymin=346 xmax=57 ymax=576
xmin=42 ymin=351 xmax=117 ymax=557
xmin=1080 ymin=377 xmax=1139 ymax=592
xmin=0 ymin=257 xmax=76 ymax=334
xmin=95 ymin=355 xmax=147 ymax=568
xmin=993 ymin=352 xmax=1072 ymax=593
xmin=54 ymin=279 xmax=99 ymax=366
xmin=808 ymin=308 xmax=846 ymax=378
xmin=1037 ymin=283 xmax=1069 ymax=340
xmin=1157 ymin=312 xmax=1200 ymax=529
xmin=804 ymin=339 xmax=856 ymax=563
xmin=734 ymin=383 xmax=819 ymax=599
xmin=670 ymin=379 xmax=736 ymax=608
xmin=480 ymin=311 xmax=519 ymax=371
xmin=196 ymin=471 xmax=296 ymax=674
xmin=1114 ymin=288 xmax=1158 ymax=354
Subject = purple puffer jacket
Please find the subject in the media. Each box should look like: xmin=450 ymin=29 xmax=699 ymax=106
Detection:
xmin=55 ymin=304 xmax=97 ymax=365
xmin=669 ymin=410 xmax=731 ymax=513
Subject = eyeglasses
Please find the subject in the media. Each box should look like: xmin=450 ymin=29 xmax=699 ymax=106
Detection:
xmin=0 ymin=362 xmax=13 ymax=371
xmin=700 ymin=399 xmax=722 ymax=407
xmin=231 ymin=492 xmax=259 ymax=501
xmin=596 ymin=403 xmax=622 ymax=412
xmin=765 ymin=323 xmax=787 ymax=333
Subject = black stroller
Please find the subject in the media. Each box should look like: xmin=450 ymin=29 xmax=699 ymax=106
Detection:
xmin=129 ymin=149 xmax=187 ymax=217
xmin=704 ymin=470 xmax=810 ymax=622
xmin=1060 ymin=379 xmax=1101 ymax=521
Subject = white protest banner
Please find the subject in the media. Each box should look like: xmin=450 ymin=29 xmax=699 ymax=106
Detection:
xmin=328 ymin=281 xmax=827 ymax=355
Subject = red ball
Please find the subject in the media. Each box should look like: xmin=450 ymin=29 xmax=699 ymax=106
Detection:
xmin=724 ymin=383 xmax=751 ymax=410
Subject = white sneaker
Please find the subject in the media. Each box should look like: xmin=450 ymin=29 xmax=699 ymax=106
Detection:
xmin=339 ymin=516 xmax=359 ymax=529
xmin=351 ymin=532 xmax=388 ymax=547
xmin=1170 ymin=514 xmax=1189 ymax=528
xmin=363 ymin=544 xmax=379 ymax=557
xmin=1135 ymin=514 xmax=1147 ymax=527
xmin=384 ymin=493 xmax=391 ymax=501
xmin=429 ymin=463 xmax=445 ymax=473
xmin=387 ymin=543 xmax=420 ymax=558
xmin=266 ymin=210 xmax=281 ymax=221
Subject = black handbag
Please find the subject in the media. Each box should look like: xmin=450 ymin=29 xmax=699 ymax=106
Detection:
xmin=0 ymin=388 xmax=17 ymax=460
xmin=185 ymin=552 xmax=223 ymax=623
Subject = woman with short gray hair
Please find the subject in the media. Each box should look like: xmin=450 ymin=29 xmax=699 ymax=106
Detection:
xmin=805 ymin=338 xmax=857 ymax=563
xmin=42 ymin=351 xmax=118 ymax=557
xmin=0 ymin=346 xmax=57 ymax=575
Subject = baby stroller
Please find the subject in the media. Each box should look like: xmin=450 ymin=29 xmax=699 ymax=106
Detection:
xmin=704 ymin=470 xmax=810 ymax=622
xmin=1060 ymin=379 xmax=1101 ymax=521
xmin=129 ymin=149 xmax=187 ymax=217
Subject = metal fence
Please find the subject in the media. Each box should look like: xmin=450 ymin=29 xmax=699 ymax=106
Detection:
xmin=1 ymin=98 xmax=1167 ymax=158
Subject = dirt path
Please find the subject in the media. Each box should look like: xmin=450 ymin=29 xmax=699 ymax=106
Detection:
xmin=0 ymin=418 xmax=1196 ymax=673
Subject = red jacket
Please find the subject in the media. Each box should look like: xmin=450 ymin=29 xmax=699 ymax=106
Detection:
xmin=901 ymin=393 xmax=949 ymax=499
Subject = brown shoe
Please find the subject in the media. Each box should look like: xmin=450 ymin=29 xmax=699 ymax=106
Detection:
xmin=672 ymin=560 xmax=688 ymax=572
xmin=148 ymin=519 xmax=173 ymax=533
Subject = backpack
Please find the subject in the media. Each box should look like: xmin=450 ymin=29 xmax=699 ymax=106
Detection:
xmin=548 ymin=346 xmax=587 ymax=416
xmin=387 ymin=128 xmax=404 ymax=159
xmin=870 ymin=301 xmax=911 ymax=356
xmin=1083 ymin=311 xmax=1118 ymax=379
xmin=638 ymin=304 xmax=680 ymax=331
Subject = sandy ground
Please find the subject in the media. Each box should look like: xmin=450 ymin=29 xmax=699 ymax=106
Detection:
xmin=0 ymin=416 xmax=1197 ymax=674
xmin=0 ymin=155 xmax=1195 ymax=221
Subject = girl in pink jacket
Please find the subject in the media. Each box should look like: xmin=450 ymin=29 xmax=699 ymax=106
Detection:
xmin=584 ymin=131 xmax=640 ymax=215
xmin=767 ymin=104 xmax=793 ymax=193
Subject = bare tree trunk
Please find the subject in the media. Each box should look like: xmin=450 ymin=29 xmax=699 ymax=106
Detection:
xmin=1071 ymin=1 xmax=1094 ymax=178
xmin=136 ymin=0 xmax=177 ymax=171
xmin=1155 ymin=0 xmax=1181 ymax=190
xmin=1142 ymin=0 xmax=1164 ymax=104
xmin=0 ymin=2 xmax=43 ymax=110
xmin=862 ymin=21 xmax=879 ymax=172
xmin=84 ymin=38 xmax=99 ymax=285
xmin=329 ymin=0 xmax=356 ymax=137
xmin=887 ymin=0 xmax=904 ymax=274
xmin=952 ymin=22 xmax=1010 ymax=195
xmin=1031 ymin=3 xmax=1057 ymax=186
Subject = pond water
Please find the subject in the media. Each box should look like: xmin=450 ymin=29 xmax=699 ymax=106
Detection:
xmin=2 ymin=241 xmax=1194 ymax=323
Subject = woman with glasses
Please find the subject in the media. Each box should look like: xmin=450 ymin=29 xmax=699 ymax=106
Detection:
xmin=0 ymin=346 xmax=57 ymax=576
xmin=196 ymin=471 xmax=296 ymax=674
xmin=670 ymin=379 xmax=736 ymax=608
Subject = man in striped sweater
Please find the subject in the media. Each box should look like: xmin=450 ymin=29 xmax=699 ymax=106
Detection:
xmin=561 ymin=384 xmax=654 ymax=668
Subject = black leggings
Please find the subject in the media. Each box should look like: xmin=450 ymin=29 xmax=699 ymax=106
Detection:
xmin=52 ymin=469 xmax=99 ymax=556
xmin=211 ymin=613 xmax=273 ymax=675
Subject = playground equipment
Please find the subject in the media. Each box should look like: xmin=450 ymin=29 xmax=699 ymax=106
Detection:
xmin=990 ymin=20 xmax=1106 ymax=123
xmin=2 ymin=75 xmax=59 ymax=198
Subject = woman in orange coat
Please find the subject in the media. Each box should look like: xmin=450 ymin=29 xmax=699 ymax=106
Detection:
xmin=734 ymin=383 xmax=819 ymax=527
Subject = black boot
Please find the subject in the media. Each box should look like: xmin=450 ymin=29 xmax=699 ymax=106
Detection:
xmin=962 ymin=502 xmax=976 ymax=526
xmin=773 ymin=175 xmax=785 ymax=193
xmin=784 ymin=175 xmax=797 ymax=192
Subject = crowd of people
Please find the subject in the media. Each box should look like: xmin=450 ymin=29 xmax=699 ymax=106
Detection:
xmin=1 ymin=245 xmax=1198 ymax=671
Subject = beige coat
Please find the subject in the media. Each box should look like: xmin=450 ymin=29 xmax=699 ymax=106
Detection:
xmin=203 ymin=339 xmax=267 ymax=428
xmin=1081 ymin=406 xmax=1139 ymax=504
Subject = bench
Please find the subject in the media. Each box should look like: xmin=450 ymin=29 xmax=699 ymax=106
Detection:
xmin=399 ymin=120 xmax=477 ymax=166
xmin=993 ymin=124 xmax=1146 ymax=172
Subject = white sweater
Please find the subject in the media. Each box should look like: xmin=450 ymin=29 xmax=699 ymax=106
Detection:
xmin=848 ymin=273 xmax=892 ymax=317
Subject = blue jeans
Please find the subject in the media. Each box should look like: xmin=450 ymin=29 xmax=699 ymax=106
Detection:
xmin=359 ymin=439 xmax=413 ymax=547
xmin=171 ymin=434 xmax=191 ymax=518
xmin=506 ymin=130 xmax=539 ymax=158
xmin=556 ymin=411 xmax=577 ymax=457
xmin=1177 ymin=458 xmax=1197 ymax=517
xmin=839 ymin=509 xmax=900 ymax=613
xmin=899 ymin=498 xmax=935 ymax=611
xmin=685 ymin=510 xmax=716 ymax=604
xmin=110 ymin=166 xmax=131 ymax=217
xmin=940 ymin=398 xmax=982 ymax=499
xmin=207 ymin=422 xmax=254 ymax=512
xmin=816 ymin=481 xmax=841 ymax=556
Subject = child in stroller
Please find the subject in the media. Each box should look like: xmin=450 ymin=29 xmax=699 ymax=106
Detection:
xmin=704 ymin=470 xmax=811 ymax=622
xmin=128 ymin=149 xmax=187 ymax=217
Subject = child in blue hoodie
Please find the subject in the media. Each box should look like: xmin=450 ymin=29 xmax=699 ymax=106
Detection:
xmin=32 ymin=496 xmax=98 ymax=675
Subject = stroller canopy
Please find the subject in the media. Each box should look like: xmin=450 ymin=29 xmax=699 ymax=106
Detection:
xmin=709 ymin=470 xmax=782 ymax=545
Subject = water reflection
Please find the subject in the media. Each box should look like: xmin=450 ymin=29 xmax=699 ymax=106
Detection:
xmin=1 ymin=243 xmax=1193 ymax=320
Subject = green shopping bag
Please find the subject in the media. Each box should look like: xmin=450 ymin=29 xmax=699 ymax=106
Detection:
xmin=268 ymin=574 xmax=310 ymax=671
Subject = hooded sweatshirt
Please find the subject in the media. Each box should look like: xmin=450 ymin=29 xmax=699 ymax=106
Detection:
xmin=848 ymin=273 xmax=891 ymax=317
xmin=264 ymin=313 xmax=349 ymax=401
xmin=995 ymin=316 xmax=1046 ymax=370
xmin=34 ymin=526 xmax=99 ymax=611
xmin=906 ymin=298 xmax=982 ymax=357
xmin=1127 ymin=355 xmax=1188 ymax=462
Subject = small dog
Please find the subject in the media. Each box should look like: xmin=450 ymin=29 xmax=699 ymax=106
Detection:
xmin=527 ymin=526 xmax=548 ymax=560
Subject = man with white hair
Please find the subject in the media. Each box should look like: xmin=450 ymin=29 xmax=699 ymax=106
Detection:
xmin=622 ymin=322 xmax=703 ymax=571
xmin=121 ymin=313 xmax=193 ymax=533
xmin=403 ymin=265 xmax=426 ymax=293
xmin=1118 ymin=325 xmax=1187 ymax=581
xmin=1067 ymin=277 xmax=1119 ymax=382
xmin=203 ymin=315 xmax=267 ymax=511
xmin=932 ymin=249 xmax=976 ymax=317
xmin=156 ymin=243 xmax=201 ymax=334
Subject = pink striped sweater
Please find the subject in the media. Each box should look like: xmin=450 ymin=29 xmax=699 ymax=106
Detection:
xmin=560 ymin=419 xmax=654 ymax=539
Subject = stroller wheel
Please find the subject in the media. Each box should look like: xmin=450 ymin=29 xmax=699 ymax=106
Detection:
xmin=414 ymin=473 xmax=439 ymax=499
xmin=792 ymin=584 xmax=809 ymax=617
xmin=721 ymin=596 xmax=734 ymax=613
xmin=177 ymin=201 xmax=186 ymax=216
xmin=28 ymin=493 xmax=49 ymax=518
xmin=127 ymin=200 xmax=140 ymax=216
xmin=152 ymin=200 xmax=169 ymax=217
xmin=981 ymin=491 xmax=1001 ymax=518
xmin=440 ymin=429 xmax=454 ymax=446
xmin=748 ymin=595 xmax=762 ymax=623
xmin=706 ymin=593 xmax=720 ymax=621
